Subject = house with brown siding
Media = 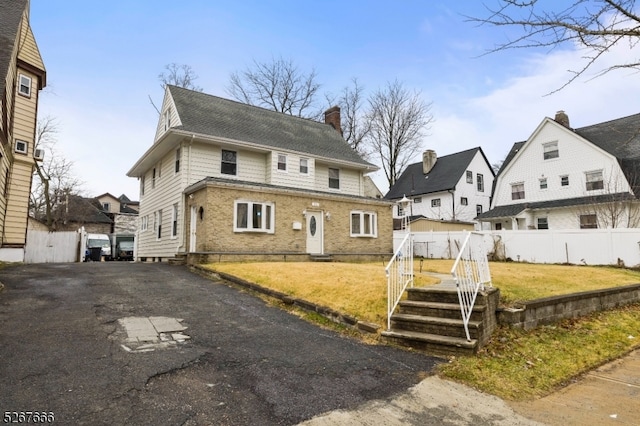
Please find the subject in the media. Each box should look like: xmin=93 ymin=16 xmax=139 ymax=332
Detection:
xmin=0 ymin=0 xmax=47 ymax=261
xmin=128 ymin=85 xmax=393 ymax=262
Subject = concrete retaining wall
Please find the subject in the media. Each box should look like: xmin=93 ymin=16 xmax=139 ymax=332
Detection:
xmin=498 ymin=283 xmax=640 ymax=330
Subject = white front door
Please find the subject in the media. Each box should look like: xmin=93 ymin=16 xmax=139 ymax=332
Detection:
xmin=189 ymin=206 xmax=197 ymax=252
xmin=306 ymin=211 xmax=323 ymax=254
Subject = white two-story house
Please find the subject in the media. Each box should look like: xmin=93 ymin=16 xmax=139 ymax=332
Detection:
xmin=127 ymin=85 xmax=393 ymax=262
xmin=385 ymin=148 xmax=495 ymax=228
xmin=478 ymin=111 xmax=640 ymax=230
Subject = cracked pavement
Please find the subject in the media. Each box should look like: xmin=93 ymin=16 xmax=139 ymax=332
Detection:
xmin=0 ymin=262 xmax=446 ymax=425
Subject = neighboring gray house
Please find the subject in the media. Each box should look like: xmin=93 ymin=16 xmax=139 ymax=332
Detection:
xmin=385 ymin=147 xmax=495 ymax=227
xmin=478 ymin=111 xmax=640 ymax=230
xmin=127 ymin=85 xmax=393 ymax=262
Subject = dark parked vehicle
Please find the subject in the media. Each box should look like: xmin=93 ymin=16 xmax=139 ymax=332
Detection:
xmin=116 ymin=241 xmax=134 ymax=261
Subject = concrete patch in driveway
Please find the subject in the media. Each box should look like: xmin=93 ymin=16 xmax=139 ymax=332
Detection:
xmin=118 ymin=316 xmax=190 ymax=352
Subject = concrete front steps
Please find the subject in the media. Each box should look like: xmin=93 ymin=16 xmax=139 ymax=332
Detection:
xmin=382 ymin=286 xmax=500 ymax=357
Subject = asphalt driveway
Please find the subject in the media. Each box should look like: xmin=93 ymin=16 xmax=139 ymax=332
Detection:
xmin=0 ymin=262 xmax=442 ymax=425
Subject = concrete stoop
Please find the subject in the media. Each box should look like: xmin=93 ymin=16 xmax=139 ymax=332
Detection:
xmin=382 ymin=286 xmax=500 ymax=357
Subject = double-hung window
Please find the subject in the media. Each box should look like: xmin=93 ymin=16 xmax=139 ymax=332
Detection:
xmin=277 ymin=154 xmax=287 ymax=171
xmin=537 ymin=217 xmax=549 ymax=230
xmin=171 ymin=204 xmax=178 ymax=238
xmin=585 ymin=170 xmax=604 ymax=191
xmin=477 ymin=174 xmax=484 ymax=192
xmin=299 ymin=158 xmax=308 ymax=174
xmin=18 ymin=74 xmax=31 ymax=97
xmin=466 ymin=170 xmax=473 ymax=184
xmin=543 ymin=141 xmax=559 ymax=160
xmin=328 ymin=168 xmax=340 ymax=189
xmin=511 ymin=183 xmax=525 ymax=200
xmin=155 ymin=210 xmax=162 ymax=240
xmin=222 ymin=150 xmax=237 ymax=175
xmin=350 ymin=211 xmax=377 ymax=237
xmin=175 ymin=148 xmax=181 ymax=173
xmin=431 ymin=198 xmax=441 ymax=207
xmin=234 ymin=200 xmax=274 ymax=233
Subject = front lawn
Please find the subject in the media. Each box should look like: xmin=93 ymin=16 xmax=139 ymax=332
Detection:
xmin=202 ymin=260 xmax=640 ymax=400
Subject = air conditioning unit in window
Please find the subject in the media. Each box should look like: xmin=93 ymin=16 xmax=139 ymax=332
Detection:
xmin=34 ymin=148 xmax=44 ymax=161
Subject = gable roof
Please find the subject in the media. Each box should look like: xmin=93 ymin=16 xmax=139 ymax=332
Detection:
xmin=167 ymin=85 xmax=375 ymax=169
xmin=0 ymin=0 xmax=28 ymax=98
xmin=384 ymin=147 xmax=490 ymax=200
xmin=498 ymin=112 xmax=640 ymax=198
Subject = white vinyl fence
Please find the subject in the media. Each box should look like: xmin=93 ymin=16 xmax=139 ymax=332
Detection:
xmin=395 ymin=229 xmax=640 ymax=267
xmin=25 ymin=230 xmax=81 ymax=263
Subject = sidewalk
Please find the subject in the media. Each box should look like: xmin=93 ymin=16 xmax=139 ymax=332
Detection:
xmin=508 ymin=348 xmax=640 ymax=425
xmin=424 ymin=271 xmax=640 ymax=424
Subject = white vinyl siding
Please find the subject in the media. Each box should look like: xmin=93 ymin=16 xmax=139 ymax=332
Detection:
xmin=493 ymin=120 xmax=631 ymax=207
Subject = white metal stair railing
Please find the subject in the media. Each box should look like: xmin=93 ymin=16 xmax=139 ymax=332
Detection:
xmin=385 ymin=232 xmax=414 ymax=330
xmin=450 ymin=231 xmax=492 ymax=341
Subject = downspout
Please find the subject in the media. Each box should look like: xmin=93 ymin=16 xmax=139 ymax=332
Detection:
xmin=448 ymin=188 xmax=456 ymax=221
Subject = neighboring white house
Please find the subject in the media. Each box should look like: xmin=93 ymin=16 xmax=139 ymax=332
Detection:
xmin=384 ymin=147 xmax=495 ymax=227
xmin=127 ymin=85 xmax=393 ymax=262
xmin=478 ymin=111 xmax=640 ymax=230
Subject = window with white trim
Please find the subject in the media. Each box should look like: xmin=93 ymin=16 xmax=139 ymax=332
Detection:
xmin=171 ymin=204 xmax=178 ymax=238
xmin=585 ymin=170 xmax=604 ymax=191
xmin=140 ymin=215 xmax=148 ymax=232
xmin=466 ymin=170 xmax=473 ymax=184
xmin=413 ymin=197 xmax=422 ymax=203
xmin=537 ymin=217 xmax=549 ymax=229
xmin=539 ymin=178 xmax=548 ymax=190
xmin=234 ymin=200 xmax=274 ymax=233
xmin=277 ymin=154 xmax=287 ymax=171
xmin=152 ymin=168 xmax=156 ymax=189
xmin=328 ymin=168 xmax=340 ymax=189
xmin=18 ymin=74 xmax=31 ymax=97
xmin=222 ymin=149 xmax=237 ymax=175
xmin=163 ymin=108 xmax=171 ymax=131
xmin=580 ymin=214 xmax=597 ymax=229
xmin=476 ymin=204 xmax=483 ymax=215
xmin=561 ymin=175 xmax=569 ymax=186
xmin=175 ymin=148 xmax=181 ymax=173
xmin=350 ymin=211 xmax=377 ymax=237
xmin=477 ymin=173 xmax=484 ymax=192
xmin=299 ymin=158 xmax=308 ymax=174
xmin=102 ymin=202 xmax=110 ymax=212
xmin=155 ymin=210 xmax=162 ymax=240
xmin=140 ymin=176 xmax=145 ymax=196
xmin=543 ymin=141 xmax=559 ymax=160
xmin=511 ymin=182 xmax=525 ymax=200
xmin=460 ymin=197 xmax=468 ymax=206
xmin=431 ymin=198 xmax=441 ymax=207
xmin=14 ymin=140 xmax=27 ymax=154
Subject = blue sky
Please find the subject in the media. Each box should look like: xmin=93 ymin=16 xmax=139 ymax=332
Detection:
xmin=31 ymin=0 xmax=640 ymax=199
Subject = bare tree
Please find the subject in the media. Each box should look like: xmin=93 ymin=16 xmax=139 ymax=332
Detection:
xmin=30 ymin=116 xmax=84 ymax=230
xmin=331 ymin=78 xmax=371 ymax=158
xmin=227 ymin=56 xmax=321 ymax=118
xmin=158 ymin=63 xmax=203 ymax=91
xmin=366 ymin=80 xmax=434 ymax=188
xmin=150 ymin=63 xmax=203 ymax=113
xmin=574 ymin=168 xmax=640 ymax=228
xmin=469 ymin=0 xmax=640 ymax=91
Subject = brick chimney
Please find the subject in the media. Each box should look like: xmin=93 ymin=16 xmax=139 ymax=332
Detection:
xmin=324 ymin=106 xmax=342 ymax=136
xmin=423 ymin=150 xmax=437 ymax=174
xmin=554 ymin=110 xmax=570 ymax=128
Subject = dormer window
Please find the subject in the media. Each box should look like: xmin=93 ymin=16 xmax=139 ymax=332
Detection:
xmin=18 ymin=74 xmax=31 ymax=97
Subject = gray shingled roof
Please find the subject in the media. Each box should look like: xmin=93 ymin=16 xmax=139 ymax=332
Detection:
xmin=384 ymin=147 xmax=490 ymax=200
xmin=0 ymin=0 xmax=28 ymax=100
xmin=476 ymin=193 xmax=636 ymax=220
xmin=168 ymin=85 xmax=375 ymax=169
